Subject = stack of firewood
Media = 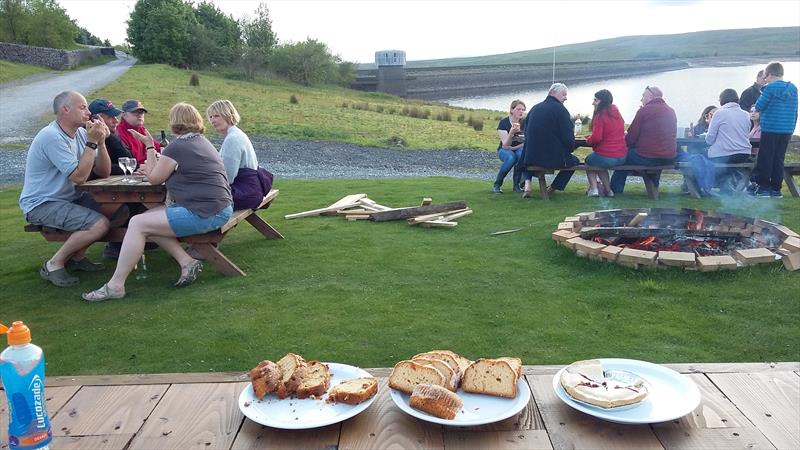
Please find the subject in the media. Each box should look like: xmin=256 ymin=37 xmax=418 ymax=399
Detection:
xmin=284 ymin=194 xmax=472 ymax=228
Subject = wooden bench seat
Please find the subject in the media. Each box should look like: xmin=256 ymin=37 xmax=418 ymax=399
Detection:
xmin=526 ymin=164 xmax=674 ymax=200
xmin=25 ymin=189 xmax=283 ymax=277
xmin=784 ymin=163 xmax=800 ymax=197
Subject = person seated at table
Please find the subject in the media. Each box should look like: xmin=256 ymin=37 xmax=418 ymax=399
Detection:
xmin=521 ymin=83 xmax=578 ymax=197
xmin=20 ymin=90 xmax=112 ymax=287
xmin=492 ymin=99 xmax=526 ymax=193
xmin=749 ymin=108 xmax=762 ymax=140
xmin=585 ymin=89 xmax=626 ymax=197
xmin=207 ymin=100 xmax=274 ymax=209
xmin=609 ymin=86 xmax=677 ymax=195
xmin=116 ymin=99 xmax=160 ymax=165
xmin=705 ymin=88 xmax=753 ymax=193
xmin=686 ymin=105 xmax=717 ymax=154
xmin=82 ymin=103 xmax=233 ymax=302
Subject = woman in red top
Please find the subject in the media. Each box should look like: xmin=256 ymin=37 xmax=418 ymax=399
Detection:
xmin=585 ymin=89 xmax=627 ymax=197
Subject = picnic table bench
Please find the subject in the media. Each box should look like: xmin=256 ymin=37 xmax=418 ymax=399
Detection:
xmin=2 ymin=362 xmax=796 ymax=449
xmin=24 ymin=176 xmax=283 ymax=277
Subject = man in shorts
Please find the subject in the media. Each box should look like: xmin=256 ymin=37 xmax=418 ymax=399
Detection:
xmin=19 ymin=90 xmax=113 ymax=287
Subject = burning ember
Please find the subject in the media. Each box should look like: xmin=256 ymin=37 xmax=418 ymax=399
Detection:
xmin=551 ymin=208 xmax=798 ymax=271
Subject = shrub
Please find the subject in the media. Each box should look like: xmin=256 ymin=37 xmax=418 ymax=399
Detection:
xmin=386 ymin=135 xmax=406 ymax=147
xmin=434 ymin=110 xmax=452 ymax=122
xmin=466 ymin=116 xmax=484 ymax=131
xmin=341 ymin=101 xmax=349 ymax=108
xmin=189 ymin=73 xmax=200 ymax=86
xmin=422 ymin=109 xmax=431 ymax=119
xmin=375 ymin=105 xmax=384 ymax=113
xmin=289 ymin=94 xmax=298 ymax=104
xmin=388 ymin=107 xmax=397 ymax=115
xmin=353 ymin=102 xmax=370 ymax=111
xmin=457 ymin=114 xmax=465 ymax=123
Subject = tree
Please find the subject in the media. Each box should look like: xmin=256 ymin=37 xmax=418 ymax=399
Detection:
xmin=0 ymin=0 xmax=28 ymax=43
xmin=188 ymin=1 xmax=241 ymax=68
xmin=240 ymin=1 xmax=276 ymax=72
xmin=271 ymin=38 xmax=353 ymax=86
xmin=0 ymin=0 xmax=78 ymax=48
xmin=127 ymin=0 xmax=197 ymax=66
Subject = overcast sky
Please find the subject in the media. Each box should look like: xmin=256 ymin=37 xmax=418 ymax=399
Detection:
xmin=61 ymin=0 xmax=800 ymax=64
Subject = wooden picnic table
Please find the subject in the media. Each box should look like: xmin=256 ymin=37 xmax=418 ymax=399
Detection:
xmin=2 ymin=362 xmax=796 ymax=449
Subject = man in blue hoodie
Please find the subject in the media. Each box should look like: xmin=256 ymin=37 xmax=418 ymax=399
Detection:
xmin=751 ymin=61 xmax=798 ymax=198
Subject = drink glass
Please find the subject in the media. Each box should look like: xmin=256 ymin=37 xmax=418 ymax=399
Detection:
xmin=117 ymin=157 xmax=130 ymax=182
xmin=125 ymin=158 xmax=138 ymax=182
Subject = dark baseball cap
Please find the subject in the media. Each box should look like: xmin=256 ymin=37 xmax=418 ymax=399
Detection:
xmin=89 ymin=98 xmax=122 ymax=116
xmin=122 ymin=99 xmax=148 ymax=113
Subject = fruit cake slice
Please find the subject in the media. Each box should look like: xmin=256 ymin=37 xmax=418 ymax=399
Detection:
xmin=295 ymin=360 xmax=331 ymax=399
xmin=409 ymin=383 xmax=463 ymax=420
xmin=461 ymin=358 xmax=520 ymax=398
xmin=276 ymin=353 xmax=308 ymax=399
xmin=249 ymin=360 xmax=282 ymax=399
xmin=327 ymin=377 xmax=378 ymax=405
xmin=388 ymin=360 xmax=445 ymax=395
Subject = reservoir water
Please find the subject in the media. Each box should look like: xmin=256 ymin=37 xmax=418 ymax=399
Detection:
xmin=444 ymin=62 xmax=800 ymax=135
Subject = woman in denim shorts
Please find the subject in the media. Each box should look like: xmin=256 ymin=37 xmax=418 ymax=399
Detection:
xmin=82 ymin=103 xmax=233 ymax=302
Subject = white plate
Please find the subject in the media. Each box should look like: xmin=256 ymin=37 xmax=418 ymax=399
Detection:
xmin=553 ymin=358 xmax=701 ymax=424
xmin=389 ymin=378 xmax=531 ymax=426
xmin=238 ymin=362 xmax=377 ymax=429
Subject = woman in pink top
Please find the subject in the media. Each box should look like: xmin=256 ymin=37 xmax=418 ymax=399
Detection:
xmin=585 ymin=90 xmax=627 ymax=197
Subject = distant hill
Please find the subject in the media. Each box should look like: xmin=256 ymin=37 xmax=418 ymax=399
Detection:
xmin=360 ymin=27 xmax=799 ymax=69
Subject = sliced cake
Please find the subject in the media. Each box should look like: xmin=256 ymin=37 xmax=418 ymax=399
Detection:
xmin=295 ymin=360 xmax=331 ymax=399
xmin=249 ymin=360 xmax=282 ymax=399
xmin=409 ymin=383 xmax=463 ymax=420
xmin=417 ymin=350 xmax=472 ymax=375
xmin=411 ymin=357 xmax=459 ymax=392
xmin=388 ymin=360 xmax=446 ymax=395
xmin=461 ymin=358 xmax=520 ymax=398
xmin=327 ymin=377 xmax=378 ymax=405
xmin=275 ymin=353 xmax=308 ymax=399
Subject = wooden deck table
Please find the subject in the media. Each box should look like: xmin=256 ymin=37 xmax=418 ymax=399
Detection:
xmin=2 ymin=362 xmax=796 ymax=449
xmin=75 ymin=175 xmax=167 ymax=220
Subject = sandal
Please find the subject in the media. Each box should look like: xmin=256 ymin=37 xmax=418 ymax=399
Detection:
xmin=67 ymin=258 xmax=105 ymax=272
xmin=40 ymin=263 xmax=79 ymax=287
xmin=522 ymin=189 xmax=532 ymax=198
xmin=82 ymin=284 xmax=125 ymax=302
xmin=175 ymin=259 xmax=203 ymax=287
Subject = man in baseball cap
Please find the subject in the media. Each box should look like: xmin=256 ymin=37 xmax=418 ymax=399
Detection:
xmin=117 ymin=99 xmax=160 ymax=164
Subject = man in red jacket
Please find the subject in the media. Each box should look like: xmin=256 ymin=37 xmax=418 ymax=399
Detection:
xmin=116 ymin=99 xmax=160 ymax=165
xmin=610 ymin=86 xmax=677 ymax=194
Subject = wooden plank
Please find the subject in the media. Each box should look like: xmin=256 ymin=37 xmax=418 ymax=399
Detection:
xmin=783 ymin=167 xmax=800 ymax=197
xmin=369 ymin=201 xmax=467 ymax=222
xmin=50 ymin=434 xmax=136 ymax=449
xmin=651 ymin=427 xmax=776 ymax=450
xmin=231 ymin=419 xmax=340 ymax=449
xmin=652 ymin=374 xmax=756 ymax=430
xmin=419 ymin=221 xmax=459 ymax=228
xmin=128 ymin=382 xmax=247 ymax=450
xmin=51 ymin=384 xmax=168 ymax=436
xmin=707 ymin=371 xmax=799 ymax=450
xmin=453 ymin=376 xmax=545 ymax=432
xmin=188 ymin=242 xmax=246 ymax=277
xmin=443 ymin=430 xmax=552 ymax=450
xmin=442 ymin=209 xmax=473 ymax=221
xmin=530 ymin=374 xmax=664 ymax=449
xmin=337 ymin=378 xmax=444 ymax=450
xmin=285 ymin=194 xmax=367 ymax=219
xmin=357 ymin=198 xmax=393 ymax=211
xmin=1 ymin=385 xmax=81 ymax=446
xmin=245 ymin=213 xmax=284 ymax=240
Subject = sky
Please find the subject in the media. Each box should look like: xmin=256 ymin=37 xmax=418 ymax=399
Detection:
xmin=61 ymin=0 xmax=800 ymax=64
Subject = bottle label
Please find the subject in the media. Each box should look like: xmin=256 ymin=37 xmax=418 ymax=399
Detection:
xmin=1 ymin=355 xmax=52 ymax=449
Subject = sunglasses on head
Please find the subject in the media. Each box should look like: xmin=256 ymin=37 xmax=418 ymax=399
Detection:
xmin=645 ymin=86 xmax=655 ymax=95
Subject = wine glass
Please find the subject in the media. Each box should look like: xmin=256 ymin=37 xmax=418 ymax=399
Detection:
xmin=125 ymin=158 xmax=138 ymax=182
xmin=117 ymin=157 xmax=130 ymax=182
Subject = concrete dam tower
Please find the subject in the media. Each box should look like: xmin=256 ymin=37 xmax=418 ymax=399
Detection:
xmin=375 ymin=50 xmax=406 ymax=97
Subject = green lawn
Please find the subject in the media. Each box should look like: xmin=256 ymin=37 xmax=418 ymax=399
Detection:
xmin=1 ymin=179 xmax=798 ymax=376
xmin=0 ymin=60 xmax=49 ymax=84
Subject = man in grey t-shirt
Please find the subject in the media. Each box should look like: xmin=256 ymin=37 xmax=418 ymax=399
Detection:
xmin=19 ymin=91 xmax=113 ymax=287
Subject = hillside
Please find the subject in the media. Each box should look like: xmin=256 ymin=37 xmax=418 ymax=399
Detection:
xmin=361 ymin=27 xmax=799 ymax=69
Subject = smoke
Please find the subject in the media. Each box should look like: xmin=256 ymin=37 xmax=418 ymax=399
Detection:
xmin=716 ymin=190 xmax=782 ymax=224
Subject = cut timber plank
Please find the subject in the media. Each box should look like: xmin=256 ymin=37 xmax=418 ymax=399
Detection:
xmin=369 ymin=201 xmax=467 ymax=222
xmin=779 ymin=236 xmax=800 ymax=253
xmin=441 ymin=208 xmax=473 ymax=221
xmin=627 ymin=212 xmax=649 ymax=227
xmin=285 ymin=194 xmax=368 ymax=219
xmin=783 ymin=252 xmax=800 ymax=271
xmin=419 ymin=221 xmax=458 ymax=228
xmin=407 ymin=208 xmax=469 ymax=224
xmin=707 ymin=371 xmax=799 ymax=450
xmin=734 ymin=248 xmax=777 ymax=265
xmin=357 ymin=198 xmax=394 ymax=211
xmin=571 ymin=238 xmax=606 ymax=255
xmin=618 ymin=248 xmax=658 ymax=266
xmin=658 ymin=251 xmax=696 ymax=267
xmin=492 ymin=228 xmax=523 ymax=236
xmin=697 ymin=255 xmax=738 ymax=272
xmin=551 ymin=230 xmax=579 ymax=242
xmin=600 ymin=245 xmax=623 ymax=261
xmin=421 ymin=197 xmax=432 ymax=206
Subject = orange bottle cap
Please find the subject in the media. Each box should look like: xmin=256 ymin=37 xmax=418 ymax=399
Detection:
xmin=4 ymin=321 xmax=31 ymax=345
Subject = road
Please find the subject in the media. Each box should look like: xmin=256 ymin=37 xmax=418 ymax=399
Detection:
xmin=0 ymin=52 xmax=136 ymax=144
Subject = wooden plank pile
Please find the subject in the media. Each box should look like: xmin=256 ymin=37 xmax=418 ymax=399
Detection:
xmin=285 ymin=194 xmax=472 ymax=228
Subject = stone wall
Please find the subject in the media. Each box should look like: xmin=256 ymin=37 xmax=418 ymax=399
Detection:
xmin=0 ymin=42 xmax=112 ymax=69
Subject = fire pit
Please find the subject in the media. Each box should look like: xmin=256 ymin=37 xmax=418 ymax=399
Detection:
xmin=551 ymin=208 xmax=800 ymax=271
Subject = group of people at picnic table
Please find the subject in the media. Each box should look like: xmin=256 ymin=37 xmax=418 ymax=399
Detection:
xmin=19 ymin=93 xmax=272 ymax=301
xmin=492 ymin=61 xmax=798 ymax=198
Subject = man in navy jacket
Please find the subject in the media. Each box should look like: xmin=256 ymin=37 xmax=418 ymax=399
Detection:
xmin=521 ymin=83 xmax=578 ymax=196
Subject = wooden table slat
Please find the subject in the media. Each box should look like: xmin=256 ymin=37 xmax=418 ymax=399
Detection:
xmin=652 ymin=374 xmax=754 ymax=430
xmin=1 ymin=385 xmax=81 ymax=445
xmin=231 ymin=419 xmax=340 ymax=450
xmin=128 ymin=382 xmax=247 ymax=450
xmin=443 ymin=429 xmax=554 ymax=450
xmin=651 ymin=427 xmax=776 ymax=450
xmin=50 ymin=434 xmax=136 ymax=450
xmin=706 ymin=371 xmax=800 ymax=450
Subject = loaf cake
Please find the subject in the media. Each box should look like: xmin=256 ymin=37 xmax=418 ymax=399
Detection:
xmin=409 ymin=383 xmax=463 ymax=420
xmin=276 ymin=353 xmax=308 ymax=399
xmin=411 ymin=357 xmax=459 ymax=391
xmin=249 ymin=360 xmax=282 ymax=399
xmin=559 ymin=359 xmax=648 ymax=409
xmin=461 ymin=358 xmax=521 ymax=398
xmin=295 ymin=360 xmax=330 ymax=399
xmin=327 ymin=377 xmax=378 ymax=405
xmin=388 ymin=360 xmax=446 ymax=394
xmin=415 ymin=350 xmax=472 ymax=375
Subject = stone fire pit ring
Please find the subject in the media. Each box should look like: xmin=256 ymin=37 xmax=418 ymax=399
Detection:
xmin=551 ymin=208 xmax=800 ymax=271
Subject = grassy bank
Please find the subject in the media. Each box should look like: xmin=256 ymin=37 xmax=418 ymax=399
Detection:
xmin=1 ymin=179 xmax=798 ymax=375
xmin=91 ymin=64 xmax=503 ymax=151
xmin=0 ymin=60 xmax=49 ymax=84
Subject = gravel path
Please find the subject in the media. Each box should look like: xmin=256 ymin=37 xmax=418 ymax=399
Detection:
xmin=0 ymin=53 xmax=136 ymax=144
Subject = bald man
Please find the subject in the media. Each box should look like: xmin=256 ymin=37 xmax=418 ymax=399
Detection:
xmin=19 ymin=90 xmax=112 ymax=287
xmin=609 ymin=85 xmax=677 ymax=194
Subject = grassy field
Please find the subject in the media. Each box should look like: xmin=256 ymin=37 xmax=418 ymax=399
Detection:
xmin=1 ymin=179 xmax=798 ymax=376
xmin=91 ymin=64 xmax=504 ymax=151
xmin=0 ymin=60 xmax=50 ymax=84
